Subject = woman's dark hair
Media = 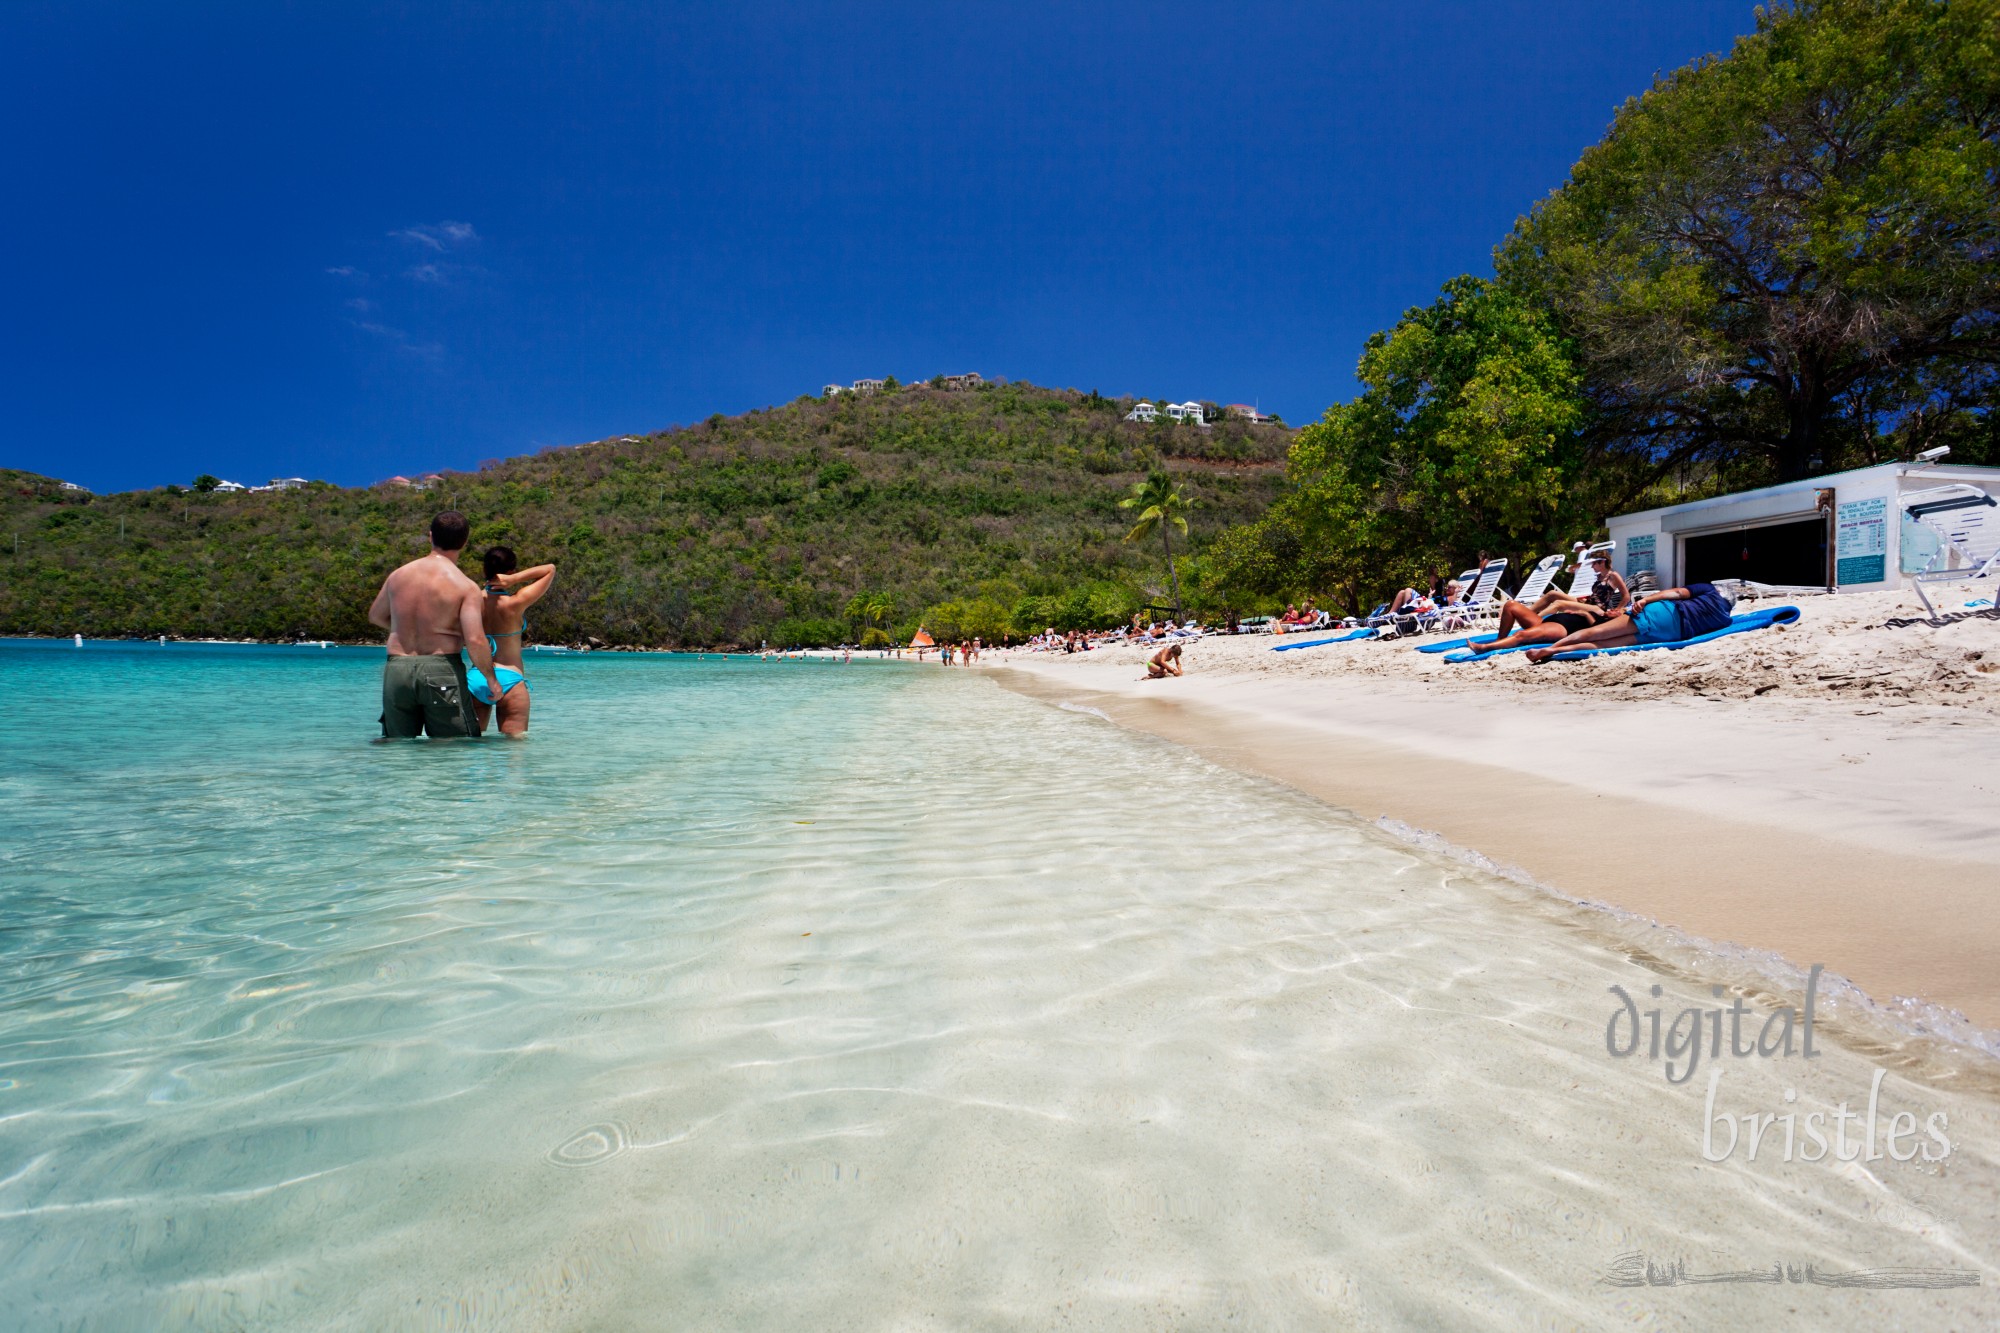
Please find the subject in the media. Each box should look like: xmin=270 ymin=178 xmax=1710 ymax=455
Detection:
xmin=483 ymin=545 xmax=518 ymax=581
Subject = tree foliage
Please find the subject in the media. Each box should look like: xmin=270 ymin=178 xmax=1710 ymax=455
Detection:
xmin=1500 ymin=0 xmax=2000 ymax=483
xmin=1119 ymin=470 xmax=1195 ymax=615
xmin=1207 ymin=277 xmax=1590 ymax=612
xmin=0 ymin=387 xmax=1290 ymax=647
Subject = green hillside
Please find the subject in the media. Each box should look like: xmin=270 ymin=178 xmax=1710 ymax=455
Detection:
xmin=1 ymin=383 xmax=1290 ymax=647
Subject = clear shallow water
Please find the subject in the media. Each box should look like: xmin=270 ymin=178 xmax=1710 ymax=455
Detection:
xmin=1 ymin=640 xmax=1996 ymax=1330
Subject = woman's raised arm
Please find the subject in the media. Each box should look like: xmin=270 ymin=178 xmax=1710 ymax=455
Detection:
xmin=501 ymin=566 xmax=557 ymax=609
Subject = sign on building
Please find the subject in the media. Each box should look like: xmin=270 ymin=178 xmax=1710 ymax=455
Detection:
xmin=1835 ymin=497 xmax=1887 ymax=584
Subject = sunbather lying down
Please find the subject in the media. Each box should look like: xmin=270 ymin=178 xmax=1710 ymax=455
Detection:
xmin=1524 ymin=583 xmax=1735 ymax=661
xmin=1473 ymin=597 xmax=1613 ymax=654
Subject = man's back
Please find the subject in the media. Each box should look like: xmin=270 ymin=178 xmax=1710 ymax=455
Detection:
xmin=383 ymin=554 xmax=476 ymax=655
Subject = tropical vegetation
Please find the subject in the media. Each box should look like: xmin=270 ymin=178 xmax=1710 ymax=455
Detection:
xmin=1206 ymin=0 xmax=1997 ymax=615
xmin=1 ymin=384 xmax=1289 ymax=646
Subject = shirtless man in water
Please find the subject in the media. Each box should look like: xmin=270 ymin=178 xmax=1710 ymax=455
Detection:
xmin=367 ymin=511 xmax=507 ymax=739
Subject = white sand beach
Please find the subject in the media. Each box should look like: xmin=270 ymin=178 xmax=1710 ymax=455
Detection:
xmin=994 ymin=588 xmax=2000 ymax=1031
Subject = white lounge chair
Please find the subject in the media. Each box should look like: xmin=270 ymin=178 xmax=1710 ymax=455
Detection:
xmin=1436 ymin=559 xmax=1509 ymax=631
xmin=1506 ymin=552 xmax=1567 ymax=607
xmin=1902 ymin=485 xmax=2000 ymax=618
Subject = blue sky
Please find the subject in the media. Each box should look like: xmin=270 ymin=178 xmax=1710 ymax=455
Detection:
xmin=1 ymin=1 xmax=1755 ymax=493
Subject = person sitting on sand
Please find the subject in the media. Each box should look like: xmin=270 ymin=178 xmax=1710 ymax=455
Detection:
xmin=368 ymin=511 xmax=509 ymax=739
xmin=471 ymin=546 xmax=556 ymax=737
xmin=1142 ymin=641 xmax=1184 ymax=679
xmin=1524 ymin=582 xmax=1735 ymax=661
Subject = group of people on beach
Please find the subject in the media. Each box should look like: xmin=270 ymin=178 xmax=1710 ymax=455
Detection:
xmin=368 ymin=512 xmax=556 ymax=739
xmin=1388 ymin=548 xmax=1735 ymax=659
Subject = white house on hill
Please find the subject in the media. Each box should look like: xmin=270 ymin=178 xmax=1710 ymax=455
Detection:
xmin=822 ymin=384 xmax=844 ymax=396
xmin=1125 ymin=401 xmax=1158 ymax=423
xmin=213 ymin=480 xmax=246 ymax=493
xmin=1165 ymin=401 xmax=1209 ymax=425
xmin=852 ymin=378 xmax=885 ymax=395
xmin=942 ymin=372 xmax=983 ymax=391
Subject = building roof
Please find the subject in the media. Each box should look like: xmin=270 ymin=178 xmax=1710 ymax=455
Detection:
xmin=1610 ymin=461 xmax=2000 ymax=524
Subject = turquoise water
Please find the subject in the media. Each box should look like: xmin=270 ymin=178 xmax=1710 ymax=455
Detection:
xmin=2 ymin=640 xmax=1996 ymax=1329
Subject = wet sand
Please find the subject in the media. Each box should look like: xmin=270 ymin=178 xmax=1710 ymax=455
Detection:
xmin=994 ymin=644 xmax=2000 ymax=1032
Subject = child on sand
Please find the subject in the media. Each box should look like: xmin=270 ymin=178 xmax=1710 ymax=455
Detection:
xmin=1142 ymin=642 xmax=1184 ymax=680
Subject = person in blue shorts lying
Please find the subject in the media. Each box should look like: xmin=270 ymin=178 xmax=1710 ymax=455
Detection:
xmin=1523 ymin=582 xmax=1734 ymax=661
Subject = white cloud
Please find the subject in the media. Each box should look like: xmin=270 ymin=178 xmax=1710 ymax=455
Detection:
xmin=345 ymin=297 xmax=374 ymax=311
xmin=353 ymin=319 xmax=443 ymax=362
xmin=406 ymin=263 xmax=447 ymax=285
xmin=391 ymin=221 xmax=479 ymax=251
xmin=326 ymin=265 xmax=361 ymax=276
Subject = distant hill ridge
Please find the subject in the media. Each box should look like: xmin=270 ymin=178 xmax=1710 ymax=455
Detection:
xmin=0 ymin=382 xmax=1291 ymax=647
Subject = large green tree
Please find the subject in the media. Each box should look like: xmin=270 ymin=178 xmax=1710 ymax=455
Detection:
xmin=1501 ymin=0 xmax=2000 ymax=483
xmin=1230 ymin=276 xmax=1589 ymax=612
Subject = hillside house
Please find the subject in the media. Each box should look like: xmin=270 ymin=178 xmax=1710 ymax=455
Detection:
xmin=942 ymin=372 xmax=983 ymax=391
xmin=822 ymin=384 xmax=844 ymax=396
xmin=852 ymin=378 xmax=885 ymax=395
xmin=213 ymin=480 xmax=247 ymax=493
xmin=59 ymin=481 xmax=91 ymax=494
xmin=1225 ymin=404 xmax=1272 ymax=424
xmin=1165 ymin=402 xmax=1209 ymax=426
xmin=1125 ymin=401 xmax=1158 ymax=423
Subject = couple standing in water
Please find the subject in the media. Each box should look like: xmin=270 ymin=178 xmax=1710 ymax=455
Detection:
xmin=368 ymin=511 xmax=557 ymax=739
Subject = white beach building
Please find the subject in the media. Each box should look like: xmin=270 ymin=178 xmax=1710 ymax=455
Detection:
xmin=1605 ymin=457 xmax=2000 ymax=596
xmin=1125 ymin=401 xmax=1158 ymax=423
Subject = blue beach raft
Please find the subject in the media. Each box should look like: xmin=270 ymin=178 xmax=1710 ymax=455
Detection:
xmin=1441 ymin=605 xmax=1801 ymax=663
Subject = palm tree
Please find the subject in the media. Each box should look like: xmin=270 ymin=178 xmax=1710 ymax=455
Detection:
xmin=844 ymin=591 xmax=895 ymax=638
xmin=1120 ymin=470 xmax=1194 ymax=618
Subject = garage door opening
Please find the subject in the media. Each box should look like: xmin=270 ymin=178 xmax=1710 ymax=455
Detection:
xmin=1681 ymin=516 xmax=1830 ymax=588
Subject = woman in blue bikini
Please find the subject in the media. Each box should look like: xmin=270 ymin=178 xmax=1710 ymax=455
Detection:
xmin=472 ymin=547 xmax=556 ymax=736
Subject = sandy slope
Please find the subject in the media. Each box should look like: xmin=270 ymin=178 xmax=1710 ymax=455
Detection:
xmin=987 ymin=584 xmax=2000 ymax=1028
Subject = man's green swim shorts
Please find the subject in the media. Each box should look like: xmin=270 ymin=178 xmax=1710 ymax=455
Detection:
xmin=381 ymin=653 xmax=480 ymax=739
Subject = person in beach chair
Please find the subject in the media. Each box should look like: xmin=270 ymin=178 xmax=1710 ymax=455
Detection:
xmin=1272 ymin=601 xmax=1323 ymax=634
xmin=1387 ymin=573 xmax=1448 ymax=618
xmin=472 ymin=546 xmax=557 ymax=736
xmin=1524 ymin=582 xmax=1734 ymax=661
xmin=1478 ymin=552 xmax=1629 ymax=649
xmin=1142 ymin=641 xmax=1184 ymax=679
xmin=1504 ymin=549 xmax=1628 ymax=621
